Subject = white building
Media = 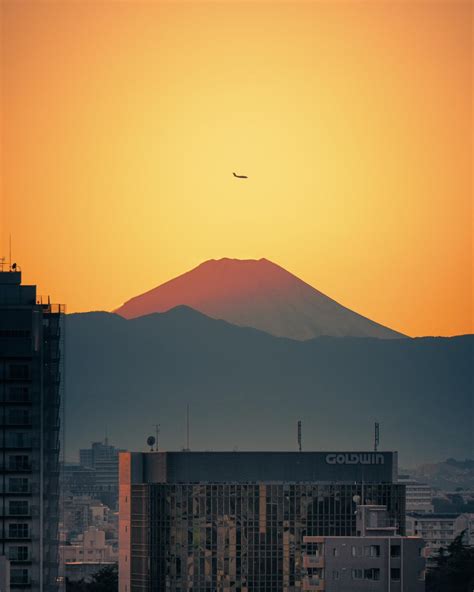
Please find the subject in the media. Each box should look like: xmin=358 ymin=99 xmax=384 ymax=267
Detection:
xmin=398 ymin=476 xmax=434 ymax=513
xmin=60 ymin=526 xmax=118 ymax=565
xmin=406 ymin=512 xmax=474 ymax=563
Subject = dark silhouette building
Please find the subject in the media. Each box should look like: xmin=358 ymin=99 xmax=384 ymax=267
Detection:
xmin=0 ymin=269 xmax=64 ymax=592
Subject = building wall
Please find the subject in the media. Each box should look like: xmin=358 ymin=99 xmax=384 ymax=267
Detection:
xmin=310 ymin=536 xmax=425 ymax=592
xmin=0 ymin=272 xmax=63 ymax=592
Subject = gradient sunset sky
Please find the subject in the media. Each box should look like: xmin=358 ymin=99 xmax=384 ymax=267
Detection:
xmin=1 ymin=0 xmax=472 ymax=337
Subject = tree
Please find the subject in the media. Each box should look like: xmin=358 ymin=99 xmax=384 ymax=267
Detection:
xmin=426 ymin=531 xmax=474 ymax=592
xmin=66 ymin=564 xmax=118 ymax=592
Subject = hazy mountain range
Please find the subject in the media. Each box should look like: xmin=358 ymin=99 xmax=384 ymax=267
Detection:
xmin=114 ymin=258 xmax=404 ymax=340
xmin=65 ymin=306 xmax=472 ymax=464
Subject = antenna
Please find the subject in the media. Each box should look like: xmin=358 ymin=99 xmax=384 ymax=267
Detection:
xmin=9 ymin=234 xmax=11 ymax=270
xmin=297 ymin=420 xmax=302 ymax=452
xmin=153 ymin=424 xmax=160 ymax=452
xmin=186 ymin=404 xmax=190 ymax=451
xmin=374 ymin=422 xmax=380 ymax=452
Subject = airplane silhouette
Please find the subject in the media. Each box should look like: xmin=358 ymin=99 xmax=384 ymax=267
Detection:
xmin=233 ymin=172 xmax=248 ymax=179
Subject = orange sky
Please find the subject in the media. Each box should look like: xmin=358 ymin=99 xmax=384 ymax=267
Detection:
xmin=1 ymin=0 xmax=472 ymax=337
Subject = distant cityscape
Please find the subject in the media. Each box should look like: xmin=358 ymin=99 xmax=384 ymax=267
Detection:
xmin=1 ymin=270 xmax=472 ymax=592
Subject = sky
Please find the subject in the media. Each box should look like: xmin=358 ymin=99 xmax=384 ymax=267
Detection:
xmin=1 ymin=0 xmax=472 ymax=338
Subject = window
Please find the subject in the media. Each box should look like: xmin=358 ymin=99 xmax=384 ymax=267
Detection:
xmin=391 ymin=568 xmax=401 ymax=581
xmin=370 ymin=545 xmax=380 ymax=557
xmin=332 ymin=570 xmax=339 ymax=580
xmin=8 ymin=455 xmax=30 ymax=470
xmin=332 ymin=548 xmax=339 ymax=557
xmin=391 ymin=545 xmax=401 ymax=557
xmin=351 ymin=569 xmax=363 ymax=580
xmin=8 ymin=365 xmax=30 ymax=380
xmin=9 ymin=501 xmax=29 ymax=516
xmin=418 ymin=569 xmax=426 ymax=581
xmin=6 ymin=432 xmax=31 ymax=448
xmin=9 ymin=523 xmax=29 ymax=539
xmin=9 ymin=547 xmax=28 ymax=561
xmin=365 ymin=568 xmax=380 ymax=580
xmin=9 ymin=478 xmax=29 ymax=493
xmin=10 ymin=569 xmax=29 ymax=585
xmin=7 ymin=387 xmax=30 ymax=402
xmin=7 ymin=409 xmax=31 ymax=426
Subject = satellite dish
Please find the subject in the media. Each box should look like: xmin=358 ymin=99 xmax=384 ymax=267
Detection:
xmin=147 ymin=436 xmax=156 ymax=449
xmin=352 ymin=495 xmax=361 ymax=504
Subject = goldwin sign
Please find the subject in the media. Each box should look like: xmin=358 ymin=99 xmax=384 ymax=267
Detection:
xmin=325 ymin=453 xmax=385 ymax=465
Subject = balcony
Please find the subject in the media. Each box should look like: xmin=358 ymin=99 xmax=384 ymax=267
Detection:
xmin=302 ymin=578 xmax=325 ymax=591
xmin=303 ymin=555 xmax=324 ymax=569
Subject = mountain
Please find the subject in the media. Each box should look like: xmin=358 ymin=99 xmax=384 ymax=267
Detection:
xmin=114 ymin=258 xmax=404 ymax=340
xmin=406 ymin=459 xmax=474 ymax=491
xmin=65 ymin=307 xmax=472 ymax=464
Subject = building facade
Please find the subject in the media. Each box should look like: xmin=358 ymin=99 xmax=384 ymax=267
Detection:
xmin=302 ymin=505 xmax=425 ymax=591
xmin=0 ymin=269 xmax=64 ymax=592
xmin=406 ymin=512 xmax=474 ymax=563
xmin=398 ymin=475 xmax=433 ymax=514
xmin=120 ymin=451 xmax=406 ymax=592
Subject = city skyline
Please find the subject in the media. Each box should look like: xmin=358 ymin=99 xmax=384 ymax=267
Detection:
xmin=1 ymin=0 xmax=472 ymax=338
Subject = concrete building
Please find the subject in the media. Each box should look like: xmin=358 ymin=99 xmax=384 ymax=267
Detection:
xmin=119 ymin=450 xmax=407 ymax=592
xmin=77 ymin=440 xmax=123 ymax=507
xmin=398 ymin=475 xmax=433 ymax=514
xmin=406 ymin=512 xmax=474 ymax=562
xmin=61 ymin=526 xmax=118 ymax=565
xmin=0 ymin=269 xmax=64 ymax=592
xmin=302 ymin=505 xmax=425 ymax=591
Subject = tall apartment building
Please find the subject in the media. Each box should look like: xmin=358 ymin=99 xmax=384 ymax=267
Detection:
xmin=78 ymin=440 xmax=123 ymax=507
xmin=119 ymin=450 xmax=408 ymax=592
xmin=0 ymin=269 xmax=64 ymax=592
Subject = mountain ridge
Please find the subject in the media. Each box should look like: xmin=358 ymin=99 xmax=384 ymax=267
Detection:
xmin=114 ymin=258 xmax=405 ymax=340
xmin=65 ymin=307 xmax=472 ymax=463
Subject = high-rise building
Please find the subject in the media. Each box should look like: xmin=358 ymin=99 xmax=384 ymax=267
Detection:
xmin=0 ymin=269 xmax=64 ymax=592
xmin=78 ymin=440 xmax=123 ymax=507
xmin=119 ymin=451 xmax=408 ymax=592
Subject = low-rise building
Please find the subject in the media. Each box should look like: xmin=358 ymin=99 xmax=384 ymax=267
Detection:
xmin=303 ymin=505 xmax=425 ymax=591
xmin=60 ymin=526 xmax=118 ymax=565
xmin=406 ymin=512 xmax=474 ymax=562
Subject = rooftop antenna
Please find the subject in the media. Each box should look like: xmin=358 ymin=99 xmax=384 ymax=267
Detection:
xmin=153 ymin=424 xmax=160 ymax=452
xmin=374 ymin=422 xmax=380 ymax=452
xmin=9 ymin=234 xmax=11 ymax=270
xmin=183 ymin=404 xmax=190 ymax=451
xmin=297 ymin=420 xmax=302 ymax=452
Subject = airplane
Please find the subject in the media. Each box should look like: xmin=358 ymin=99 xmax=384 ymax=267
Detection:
xmin=233 ymin=172 xmax=248 ymax=179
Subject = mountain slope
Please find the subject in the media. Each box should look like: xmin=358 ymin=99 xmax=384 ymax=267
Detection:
xmin=65 ymin=308 xmax=472 ymax=464
xmin=114 ymin=258 xmax=404 ymax=340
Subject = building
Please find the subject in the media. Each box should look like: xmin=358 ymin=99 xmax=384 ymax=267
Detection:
xmin=0 ymin=268 xmax=64 ymax=592
xmin=77 ymin=440 xmax=123 ymax=507
xmin=61 ymin=526 xmax=118 ymax=565
xmin=406 ymin=511 xmax=474 ymax=562
xmin=0 ymin=555 xmax=11 ymax=592
xmin=119 ymin=450 xmax=407 ymax=592
xmin=398 ymin=475 xmax=433 ymax=514
xmin=303 ymin=505 xmax=425 ymax=591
